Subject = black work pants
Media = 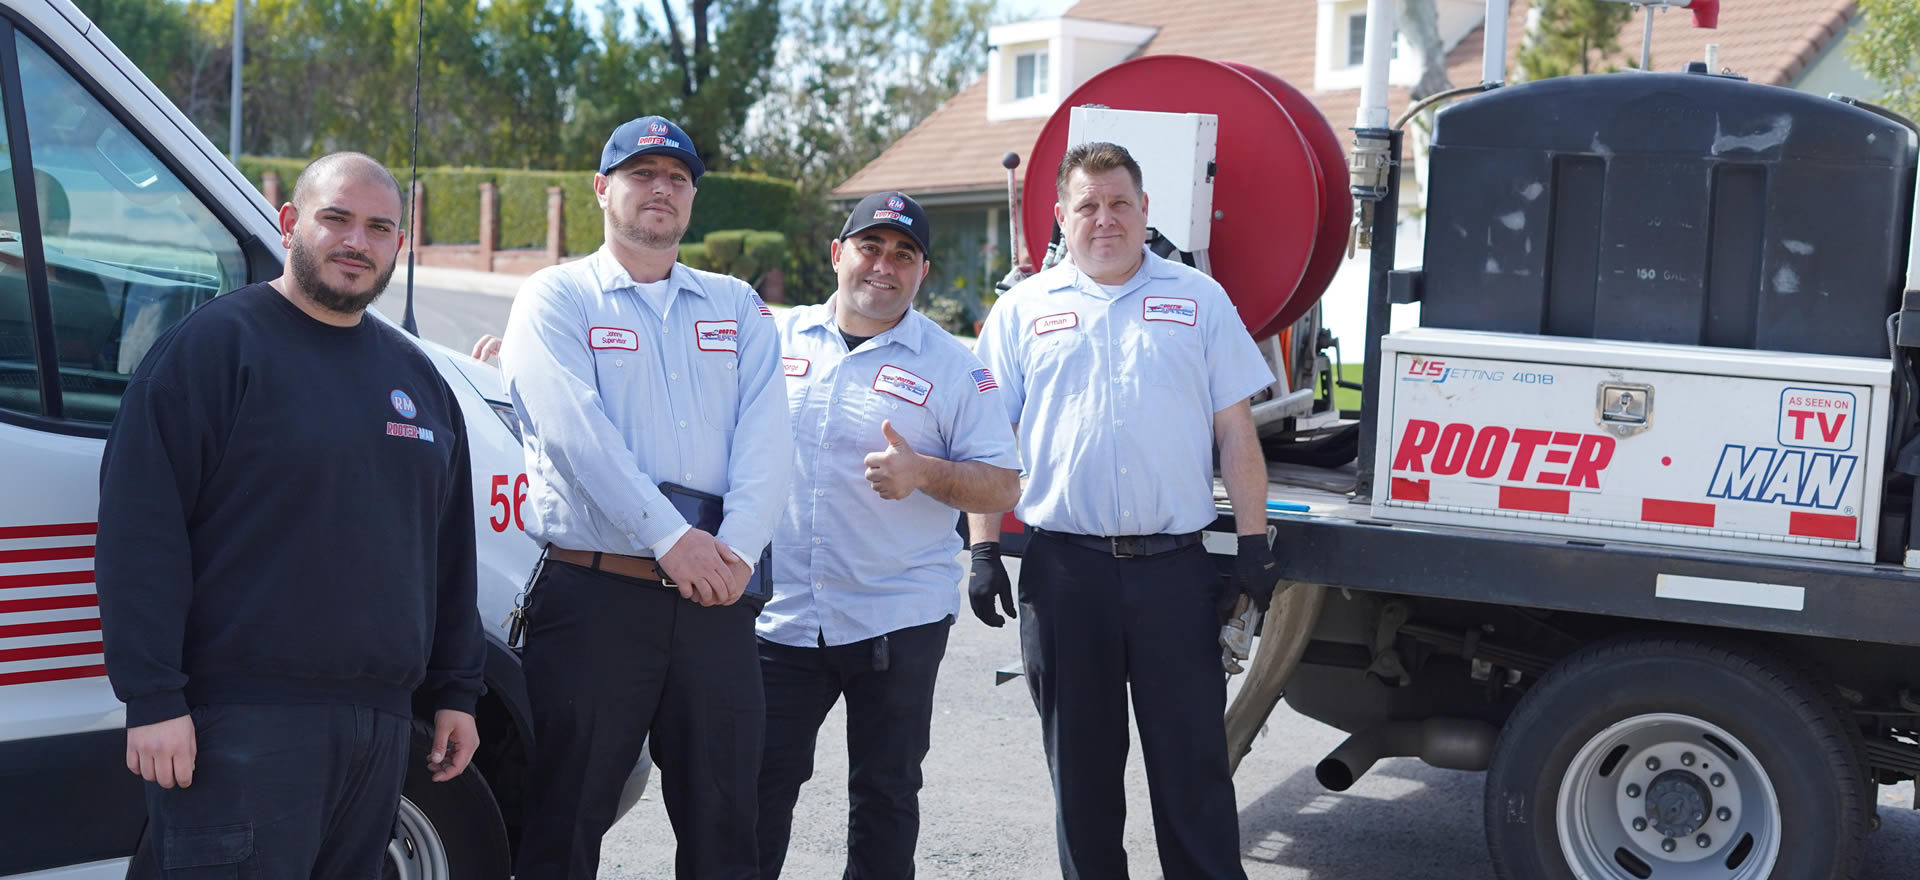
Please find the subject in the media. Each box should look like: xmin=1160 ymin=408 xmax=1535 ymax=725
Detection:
xmin=514 ymin=559 xmax=765 ymax=880
xmin=1019 ymin=531 xmax=1248 ymax=880
xmin=755 ymin=616 xmax=952 ymax=879
xmin=128 ymin=702 xmax=410 ymax=879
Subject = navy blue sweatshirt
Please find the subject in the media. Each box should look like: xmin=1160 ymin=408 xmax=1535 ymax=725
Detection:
xmin=95 ymin=283 xmax=484 ymax=727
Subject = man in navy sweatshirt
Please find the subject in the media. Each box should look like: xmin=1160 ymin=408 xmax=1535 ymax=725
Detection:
xmin=94 ymin=151 xmax=485 ymax=879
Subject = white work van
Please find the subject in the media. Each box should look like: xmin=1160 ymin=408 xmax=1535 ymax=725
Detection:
xmin=0 ymin=1 xmax=641 ymax=877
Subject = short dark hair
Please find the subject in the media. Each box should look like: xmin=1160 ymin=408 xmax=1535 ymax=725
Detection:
xmin=1056 ymin=142 xmax=1144 ymax=200
xmin=290 ymin=152 xmax=404 ymax=209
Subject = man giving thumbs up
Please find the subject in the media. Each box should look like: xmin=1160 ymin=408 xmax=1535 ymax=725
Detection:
xmin=756 ymin=192 xmax=1022 ymax=879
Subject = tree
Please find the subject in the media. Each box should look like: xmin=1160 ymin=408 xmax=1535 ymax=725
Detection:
xmin=1516 ymin=0 xmax=1633 ymax=81
xmin=652 ymin=0 xmax=781 ymax=165
xmin=1850 ymin=0 xmax=1920 ymax=121
xmin=1400 ymin=0 xmax=1452 ymax=99
xmin=731 ymin=0 xmax=993 ymax=304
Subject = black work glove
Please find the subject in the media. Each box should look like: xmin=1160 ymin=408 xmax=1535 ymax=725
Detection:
xmin=1220 ymin=534 xmax=1283 ymax=616
xmin=968 ymin=541 xmax=1017 ymax=627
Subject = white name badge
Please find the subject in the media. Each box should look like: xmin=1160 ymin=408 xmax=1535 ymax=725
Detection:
xmin=782 ymin=357 xmax=810 ymax=377
xmin=1033 ymin=312 xmax=1078 ymax=335
xmin=589 ymin=327 xmax=638 ymax=350
xmin=873 ymin=364 xmax=932 ymax=406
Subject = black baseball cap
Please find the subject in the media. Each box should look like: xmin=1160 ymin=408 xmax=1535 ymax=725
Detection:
xmin=599 ymin=116 xmax=705 ymax=183
xmin=841 ymin=191 xmax=931 ymax=256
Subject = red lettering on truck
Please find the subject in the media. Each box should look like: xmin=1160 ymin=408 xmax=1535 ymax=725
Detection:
xmin=1393 ymin=420 xmax=1615 ymax=489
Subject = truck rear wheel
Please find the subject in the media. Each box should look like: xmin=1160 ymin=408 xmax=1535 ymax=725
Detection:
xmin=1484 ymin=637 xmax=1867 ymax=880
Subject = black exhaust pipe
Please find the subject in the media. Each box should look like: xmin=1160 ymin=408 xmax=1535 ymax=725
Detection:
xmin=1315 ymin=718 xmax=1498 ymax=792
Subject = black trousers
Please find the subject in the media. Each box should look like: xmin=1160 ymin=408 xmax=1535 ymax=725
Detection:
xmin=514 ymin=559 xmax=765 ymax=880
xmin=756 ymin=616 xmax=953 ymax=879
xmin=1019 ymin=531 xmax=1248 ymax=880
xmin=128 ymin=702 xmax=410 ymax=879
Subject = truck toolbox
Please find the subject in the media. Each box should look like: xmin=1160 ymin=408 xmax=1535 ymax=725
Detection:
xmin=1375 ymin=327 xmax=1891 ymax=563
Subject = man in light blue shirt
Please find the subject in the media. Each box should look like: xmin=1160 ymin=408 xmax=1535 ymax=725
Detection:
xmin=501 ymin=115 xmax=791 ymax=880
xmin=757 ymin=191 xmax=1020 ymax=879
xmin=965 ymin=143 xmax=1285 ymax=879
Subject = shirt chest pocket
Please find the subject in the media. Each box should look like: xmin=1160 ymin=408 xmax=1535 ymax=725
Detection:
xmin=591 ymin=344 xmax=656 ymax=431
xmin=691 ymin=350 xmax=742 ymax=431
xmin=1026 ymin=318 xmax=1093 ymax=392
xmin=845 ymin=375 xmax=940 ymax=452
xmin=1134 ymin=321 xmax=1207 ymax=390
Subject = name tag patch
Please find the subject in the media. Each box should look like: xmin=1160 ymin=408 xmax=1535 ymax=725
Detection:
xmin=1142 ymin=296 xmax=1197 ymax=325
xmin=1033 ymin=312 xmax=1078 ymax=335
xmin=695 ymin=320 xmax=739 ymax=352
xmin=873 ymin=364 xmax=932 ymax=406
xmin=782 ymin=357 xmax=810 ymax=377
xmin=589 ymin=327 xmax=638 ymax=350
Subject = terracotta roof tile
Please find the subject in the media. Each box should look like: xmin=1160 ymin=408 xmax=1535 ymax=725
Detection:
xmin=833 ymin=0 xmax=1859 ymax=200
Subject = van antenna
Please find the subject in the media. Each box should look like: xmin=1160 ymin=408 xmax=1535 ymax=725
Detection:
xmin=400 ymin=0 xmax=426 ymax=337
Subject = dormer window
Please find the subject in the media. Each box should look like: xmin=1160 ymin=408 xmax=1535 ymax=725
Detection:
xmin=986 ymin=17 xmax=1156 ymax=122
xmin=1016 ymin=50 xmax=1051 ymax=99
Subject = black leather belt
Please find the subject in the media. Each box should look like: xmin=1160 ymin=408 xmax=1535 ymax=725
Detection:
xmin=1033 ymin=528 xmax=1203 ymax=558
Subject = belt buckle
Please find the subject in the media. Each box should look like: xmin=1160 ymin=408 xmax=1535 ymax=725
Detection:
xmin=1110 ymin=536 xmax=1142 ymax=558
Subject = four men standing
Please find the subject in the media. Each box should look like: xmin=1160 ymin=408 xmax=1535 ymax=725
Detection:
xmin=99 ymin=118 xmax=1284 ymax=877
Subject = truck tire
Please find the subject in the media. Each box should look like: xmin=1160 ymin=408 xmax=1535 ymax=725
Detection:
xmin=1484 ymin=636 xmax=1867 ymax=880
xmin=386 ymin=721 xmax=512 ymax=880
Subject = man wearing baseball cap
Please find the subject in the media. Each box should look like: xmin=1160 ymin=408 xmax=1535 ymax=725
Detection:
xmin=503 ymin=115 xmax=791 ymax=879
xmin=754 ymin=191 xmax=1020 ymax=877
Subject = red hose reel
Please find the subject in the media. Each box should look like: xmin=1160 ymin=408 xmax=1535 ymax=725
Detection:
xmin=1020 ymin=55 xmax=1352 ymax=341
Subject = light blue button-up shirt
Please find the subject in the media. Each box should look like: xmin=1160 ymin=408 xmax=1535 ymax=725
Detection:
xmin=760 ymin=300 xmax=1021 ymax=647
xmin=972 ymin=247 xmax=1274 ymax=537
xmin=500 ymin=247 xmax=792 ymax=562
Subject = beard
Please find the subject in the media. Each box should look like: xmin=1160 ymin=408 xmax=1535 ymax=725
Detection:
xmin=612 ymin=202 xmax=689 ymax=249
xmin=289 ymin=237 xmax=396 ymax=315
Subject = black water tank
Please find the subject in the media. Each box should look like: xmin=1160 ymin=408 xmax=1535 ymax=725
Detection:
xmin=1420 ymin=72 xmax=1917 ymax=358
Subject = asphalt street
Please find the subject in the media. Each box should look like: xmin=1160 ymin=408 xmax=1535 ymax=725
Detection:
xmin=388 ymin=274 xmax=1920 ymax=878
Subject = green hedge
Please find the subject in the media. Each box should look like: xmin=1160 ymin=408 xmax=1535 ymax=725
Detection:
xmin=236 ymin=157 xmax=798 ymax=260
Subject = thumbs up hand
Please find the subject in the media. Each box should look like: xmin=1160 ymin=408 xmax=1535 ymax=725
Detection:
xmin=863 ymin=419 xmax=926 ymax=500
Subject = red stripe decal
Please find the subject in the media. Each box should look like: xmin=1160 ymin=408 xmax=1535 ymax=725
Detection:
xmin=0 ymin=594 xmax=97 ymax=614
xmin=0 ymin=639 xmax=102 ymax=663
xmin=1789 ymin=511 xmax=1856 ymax=541
xmin=0 ymin=570 xmax=94 ymax=590
xmin=1498 ymin=486 xmax=1570 ymax=514
xmin=0 ymin=664 xmax=107 ymax=687
xmin=1642 ymin=499 xmax=1716 ymax=528
xmin=0 ymin=523 xmax=97 ymax=540
xmin=999 ymin=512 xmax=1027 ymax=535
xmin=0 ymin=618 xmax=100 ymax=639
xmin=0 ymin=546 xmax=94 ymax=564
xmin=1391 ymin=478 xmax=1430 ymax=502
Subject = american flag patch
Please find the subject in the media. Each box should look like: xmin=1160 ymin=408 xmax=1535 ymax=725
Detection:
xmin=750 ymin=293 xmax=773 ymax=318
xmin=971 ymin=367 xmax=999 ymax=393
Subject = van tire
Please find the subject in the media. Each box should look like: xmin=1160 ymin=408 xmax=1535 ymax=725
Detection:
xmin=387 ymin=720 xmax=512 ymax=880
xmin=1484 ymin=636 xmax=1867 ymax=880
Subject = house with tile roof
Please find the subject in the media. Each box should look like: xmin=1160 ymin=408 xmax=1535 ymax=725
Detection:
xmin=836 ymin=0 xmax=1878 ymax=342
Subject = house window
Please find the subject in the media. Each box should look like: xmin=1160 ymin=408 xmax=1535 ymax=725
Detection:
xmin=1345 ymin=13 xmax=1399 ymax=68
xmin=1015 ymin=50 xmax=1050 ymax=100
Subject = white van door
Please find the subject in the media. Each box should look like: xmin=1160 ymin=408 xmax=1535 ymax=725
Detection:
xmin=0 ymin=7 xmax=266 ymax=875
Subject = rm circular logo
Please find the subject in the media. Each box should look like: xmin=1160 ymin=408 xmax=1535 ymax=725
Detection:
xmin=886 ymin=195 xmax=905 ymax=211
xmin=390 ymin=389 xmax=417 ymax=419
